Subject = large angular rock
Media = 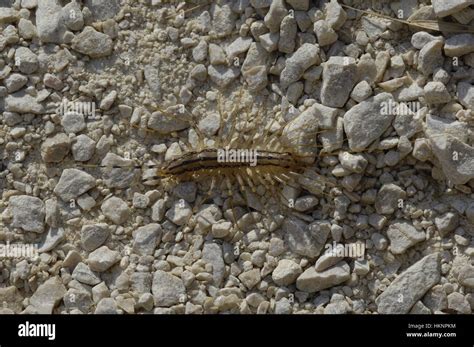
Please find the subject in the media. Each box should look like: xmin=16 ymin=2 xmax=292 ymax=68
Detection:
xmin=280 ymin=43 xmax=320 ymax=89
xmin=72 ymin=134 xmax=95 ymax=161
xmin=411 ymin=32 xmax=443 ymax=50
xmin=432 ymin=0 xmax=474 ymax=18
xmin=15 ymin=47 xmax=38 ymax=74
xmin=101 ymin=153 xmax=138 ymax=189
xmin=0 ymin=7 xmax=18 ymax=24
xmin=418 ymin=40 xmax=444 ymax=75
xmin=148 ymin=111 xmax=189 ymax=134
xmin=152 ymin=270 xmax=186 ymax=307
xmin=9 ymin=195 xmax=45 ymax=233
xmin=165 ymin=200 xmax=192 ymax=226
xmin=63 ymin=288 xmax=93 ymax=313
xmin=343 ymin=93 xmax=395 ymax=151
xmin=29 ymin=277 xmax=66 ymax=314
xmin=238 ymin=269 xmax=261 ymax=290
xmin=279 ymin=15 xmax=297 ymax=53
xmin=264 ymin=0 xmax=287 ymax=32
xmin=325 ymin=0 xmax=347 ymax=29
xmin=62 ymin=1 xmax=84 ymax=31
xmin=241 ymin=42 xmax=270 ymax=91
xmin=283 ymin=217 xmax=330 ymax=259
xmin=280 ymin=104 xmax=320 ymax=155
xmin=41 ymin=133 xmax=71 ymax=163
xmin=61 ymin=112 xmax=86 ymax=134
xmin=87 ymin=246 xmax=120 ymax=272
xmin=202 ymin=242 xmax=225 ymax=286
xmin=272 ymin=259 xmax=302 ymax=286
xmin=281 ymin=102 xmax=338 ymax=151
xmin=435 ymin=212 xmax=459 ymax=236
xmin=144 ymin=66 xmax=161 ymax=98
xmin=72 ymin=262 xmax=101 ymax=286
xmin=54 ymin=169 xmax=96 ymax=201
xmin=132 ymin=223 xmax=162 ymax=256
xmin=4 ymin=73 xmax=28 ymax=93
xmin=296 ymin=261 xmax=350 ymax=293
xmin=226 ymin=36 xmax=253 ymax=60
xmin=211 ymin=2 xmax=236 ymax=37
xmin=36 ymin=0 xmax=67 ymax=43
xmin=313 ymin=20 xmax=337 ymax=47
xmin=71 ymin=26 xmax=113 ymax=58
xmin=424 ymin=81 xmax=451 ymax=104
xmin=444 ymin=34 xmax=474 ymax=57
xmin=38 ymin=227 xmax=66 ymax=252
xmin=376 ymin=253 xmax=441 ymax=314
xmin=321 ymin=56 xmax=357 ymax=108
xmin=458 ymin=81 xmax=474 ymax=109
xmin=387 ymin=221 xmax=425 ymax=254
xmin=5 ymin=92 xmax=45 ymax=114
xmin=207 ymin=65 xmax=240 ymax=88
xmin=81 ymin=223 xmax=109 ymax=252
xmin=425 ymin=115 xmax=474 ymax=185
xmin=375 ymin=183 xmax=407 ymax=215
xmin=101 ymin=197 xmax=129 ymax=224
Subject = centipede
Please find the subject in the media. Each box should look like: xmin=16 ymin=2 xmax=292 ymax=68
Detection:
xmin=84 ymin=84 xmax=338 ymax=232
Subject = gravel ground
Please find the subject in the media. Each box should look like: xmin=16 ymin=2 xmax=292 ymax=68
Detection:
xmin=0 ymin=0 xmax=473 ymax=315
